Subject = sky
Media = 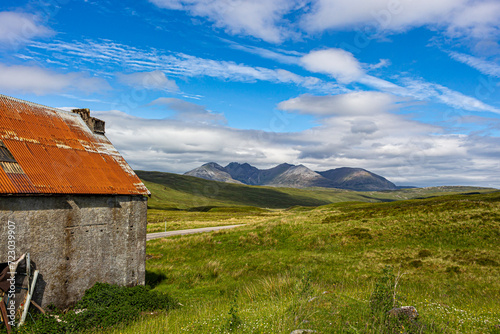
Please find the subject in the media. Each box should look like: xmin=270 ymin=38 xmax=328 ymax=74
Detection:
xmin=0 ymin=0 xmax=499 ymax=188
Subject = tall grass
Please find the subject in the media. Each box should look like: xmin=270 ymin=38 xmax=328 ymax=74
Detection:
xmin=91 ymin=192 xmax=500 ymax=333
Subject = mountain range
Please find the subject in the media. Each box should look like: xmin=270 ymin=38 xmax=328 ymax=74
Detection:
xmin=184 ymin=162 xmax=398 ymax=191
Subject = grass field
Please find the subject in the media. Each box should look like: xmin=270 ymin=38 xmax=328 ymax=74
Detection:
xmin=94 ymin=190 xmax=500 ymax=333
xmin=140 ymin=170 xmax=497 ymax=235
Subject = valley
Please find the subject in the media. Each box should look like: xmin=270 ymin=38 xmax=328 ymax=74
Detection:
xmin=79 ymin=171 xmax=500 ymax=333
xmin=98 ymin=188 xmax=500 ymax=333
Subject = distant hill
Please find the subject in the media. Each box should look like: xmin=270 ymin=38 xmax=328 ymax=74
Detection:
xmin=318 ymin=167 xmax=397 ymax=191
xmin=136 ymin=170 xmax=497 ymax=210
xmin=185 ymin=162 xmax=398 ymax=191
xmin=184 ymin=162 xmax=243 ymax=184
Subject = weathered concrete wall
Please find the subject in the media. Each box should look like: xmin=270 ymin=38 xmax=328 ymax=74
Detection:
xmin=0 ymin=194 xmax=147 ymax=308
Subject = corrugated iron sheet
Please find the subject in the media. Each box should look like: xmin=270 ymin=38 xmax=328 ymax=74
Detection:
xmin=0 ymin=94 xmax=150 ymax=195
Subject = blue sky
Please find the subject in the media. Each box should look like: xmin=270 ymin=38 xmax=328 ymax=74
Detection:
xmin=1 ymin=0 xmax=499 ymax=187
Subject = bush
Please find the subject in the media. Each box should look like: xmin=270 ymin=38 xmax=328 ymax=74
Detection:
xmin=222 ymin=290 xmax=242 ymax=332
xmin=77 ymin=283 xmax=176 ymax=312
xmin=16 ymin=283 xmax=178 ymax=333
xmin=369 ymin=266 xmax=400 ymax=317
xmin=16 ymin=313 xmax=65 ymax=334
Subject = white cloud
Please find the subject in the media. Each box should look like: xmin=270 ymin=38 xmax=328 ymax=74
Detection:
xmin=300 ymin=48 xmax=365 ymax=83
xmin=227 ymin=42 xmax=302 ymax=65
xmin=367 ymin=59 xmax=391 ymax=71
xmin=0 ymin=12 xmax=53 ymax=48
xmin=117 ymin=70 xmax=179 ymax=91
xmin=149 ymin=0 xmax=298 ymax=43
xmin=302 ymin=0 xmax=463 ymax=33
xmin=277 ymin=91 xmax=402 ymax=116
xmin=0 ymin=63 xmax=111 ymax=95
xmin=25 ymin=39 xmax=499 ymax=115
xmin=145 ymin=0 xmax=499 ymax=48
xmin=27 ymin=39 xmax=344 ymax=94
xmin=359 ymin=75 xmax=500 ymax=115
xmin=149 ymin=97 xmax=226 ymax=124
xmin=93 ymin=109 xmax=300 ymax=172
xmin=297 ymin=48 xmax=500 ymax=114
xmin=448 ymin=51 xmax=500 ymax=78
xmin=93 ymin=98 xmax=500 ymax=187
xmin=301 ymin=0 xmax=500 ymax=42
xmin=446 ymin=1 xmax=500 ymax=39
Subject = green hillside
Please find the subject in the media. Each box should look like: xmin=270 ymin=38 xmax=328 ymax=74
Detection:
xmin=109 ymin=191 xmax=500 ymax=333
xmin=137 ymin=170 xmax=496 ymax=210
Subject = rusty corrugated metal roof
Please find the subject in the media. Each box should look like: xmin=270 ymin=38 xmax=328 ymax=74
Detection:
xmin=0 ymin=94 xmax=150 ymax=195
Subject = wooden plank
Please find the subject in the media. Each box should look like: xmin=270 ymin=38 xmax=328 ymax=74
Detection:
xmin=29 ymin=300 xmax=45 ymax=314
xmin=0 ymin=295 xmax=12 ymax=334
xmin=19 ymin=270 xmax=38 ymax=326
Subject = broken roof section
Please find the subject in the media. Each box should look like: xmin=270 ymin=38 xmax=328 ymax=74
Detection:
xmin=0 ymin=94 xmax=150 ymax=196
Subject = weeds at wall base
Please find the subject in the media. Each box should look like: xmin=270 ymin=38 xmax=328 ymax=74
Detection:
xmin=0 ymin=283 xmax=177 ymax=334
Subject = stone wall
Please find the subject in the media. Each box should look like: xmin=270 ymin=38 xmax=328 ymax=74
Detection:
xmin=0 ymin=194 xmax=148 ymax=308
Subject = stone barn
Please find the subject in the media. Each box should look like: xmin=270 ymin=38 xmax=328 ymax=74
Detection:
xmin=0 ymin=94 xmax=150 ymax=308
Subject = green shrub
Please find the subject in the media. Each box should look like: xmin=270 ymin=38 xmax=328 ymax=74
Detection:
xmin=76 ymin=282 xmax=176 ymax=312
xmin=222 ymin=290 xmax=242 ymax=331
xmin=16 ymin=283 xmax=177 ymax=333
xmin=15 ymin=313 xmax=65 ymax=334
xmin=64 ymin=304 xmax=139 ymax=332
xmin=369 ymin=266 xmax=400 ymax=316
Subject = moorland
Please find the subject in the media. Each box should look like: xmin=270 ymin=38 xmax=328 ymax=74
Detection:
xmin=14 ymin=171 xmax=500 ymax=333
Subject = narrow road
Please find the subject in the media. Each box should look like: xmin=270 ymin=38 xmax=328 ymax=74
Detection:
xmin=146 ymin=224 xmax=246 ymax=241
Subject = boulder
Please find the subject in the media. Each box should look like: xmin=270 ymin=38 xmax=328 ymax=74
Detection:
xmin=388 ymin=306 xmax=419 ymax=320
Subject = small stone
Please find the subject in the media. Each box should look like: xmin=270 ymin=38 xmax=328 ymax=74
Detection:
xmin=74 ymin=308 xmax=87 ymax=314
xmin=290 ymin=330 xmax=316 ymax=334
xmin=388 ymin=306 xmax=419 ymax=320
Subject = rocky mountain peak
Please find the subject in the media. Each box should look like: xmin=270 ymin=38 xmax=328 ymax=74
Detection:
xmin=185 ymin=162 xmax=397 ymax=191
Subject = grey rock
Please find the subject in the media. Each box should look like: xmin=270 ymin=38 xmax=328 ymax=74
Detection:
xmin=388 ymin=306 xmax=419 ymax=320
xmin=290 ymin=330 xmax=317 ymax=334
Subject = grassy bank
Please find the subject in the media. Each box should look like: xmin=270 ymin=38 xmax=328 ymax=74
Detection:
xmin=95 ymin=191 xmax=500 ymax=333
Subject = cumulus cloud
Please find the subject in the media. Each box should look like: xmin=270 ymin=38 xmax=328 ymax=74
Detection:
xmin=117 ymin=70 xmax=179 ymax=91
xmin=93 ymin=109 xmax=300 ymax=173
xmin=300 ymin=48 xmax=365 ymax=84
xmin=148 ymin=0 xmax=500 ymax=45
xmin=149 ymin=97 xmax=226 ymax=124
xmin=0 ymin=11 xmax=53 ymax=48
xmin=92 ymin=104 xmax=500 ymax=188
xmin=277 ymin=91 xmax=402 ymax=116
xmin=0 ymin=64 xmax=111 ymax=95
xmin=89 ymin=89 xmax=500 ymax=188
xmin=149 ymin=0 xmax=299 ymax=43
xmin=301 ymin=0 xmax=500 ymax=42
xmin=446 ymin=1 xmax=500 ymax=39
xmin=273 ymin=93 xmax=500 ymax=187
xmin=302 ymin=0 xmax=461 ymax=33
xmin=298 ymin=49 xmax=500 ymax=115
